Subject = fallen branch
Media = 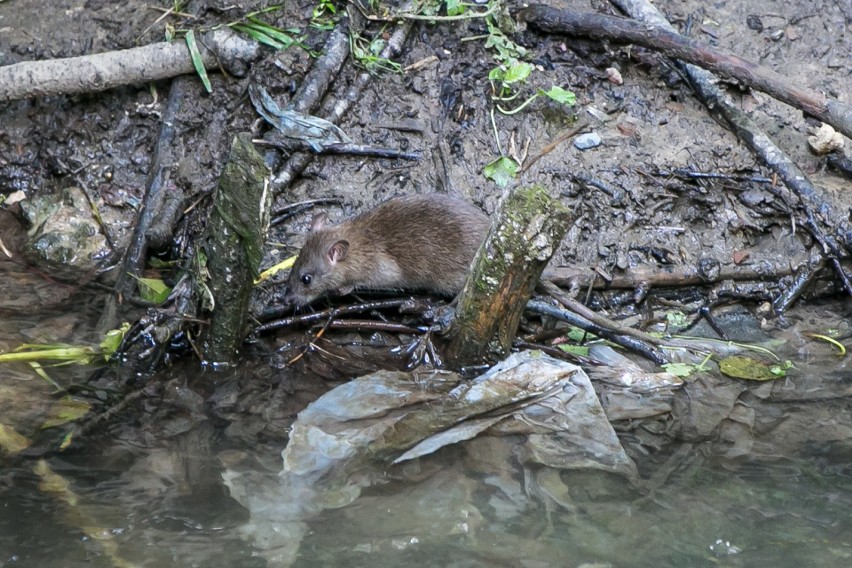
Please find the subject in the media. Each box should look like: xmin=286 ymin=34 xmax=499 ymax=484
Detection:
xmin=545 ymin=253 xmax=806 ymax=290
xmin=254 ymin=138 xmax=420 ymax=160
xmin=539 ymin=280 xmax=666 ymax=348
xmin=520 ymin=4 xmax=852 ymax=140
xmin=0 ymin=28 xmax=259 ymax=102
xmin=253 ymin=298 xmax=412 ymax=333
xmin=526 ymin=300 xmax=669 ymax=364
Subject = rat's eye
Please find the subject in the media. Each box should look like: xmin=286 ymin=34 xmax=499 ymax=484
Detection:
xmin=301 ymin=273 xmax=313 ymax=286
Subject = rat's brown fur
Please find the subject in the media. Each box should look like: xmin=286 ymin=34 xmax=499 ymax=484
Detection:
xmin=282 ymin=194 xmax=490 ymax=307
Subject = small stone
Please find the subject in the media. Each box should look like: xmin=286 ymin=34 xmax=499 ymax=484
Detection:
xmin=574 ymin=132 xmax=602 ymax=150
xmin=746 ymin=15 xmax=764 ymax=32
xmin=808 ymin=123 xmax=844 ymax=155
xmin=605 ymin=67 xmax=623 ymax=85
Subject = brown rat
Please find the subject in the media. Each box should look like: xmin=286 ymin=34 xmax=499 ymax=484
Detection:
xmin=282 ymin=194 xmax=490 ymax=307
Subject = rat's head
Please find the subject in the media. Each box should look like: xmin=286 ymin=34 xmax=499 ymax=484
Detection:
xmin=282 ymin=212 xmax=353 ymax=308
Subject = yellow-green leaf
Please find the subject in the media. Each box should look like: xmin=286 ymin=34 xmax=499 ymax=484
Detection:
xmin=100 ymin=323 xmax=130 ymax=358
xmin=0 ymin=423 xmax=31 ymax=455
xmin=719 ymin=355 xmax=782 ymax=381
xmin=41 ymin=397 xmax=91 ymax=429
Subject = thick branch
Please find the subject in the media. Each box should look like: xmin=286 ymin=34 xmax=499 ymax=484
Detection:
xmin=0 ymin=28 xmax=259 ymax=102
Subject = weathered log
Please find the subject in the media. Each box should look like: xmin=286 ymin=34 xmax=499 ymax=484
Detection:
xmin=200 ymin=134 xmax=270 ymax=363
xmin=442 ymin=186 xmax=573 ymax=366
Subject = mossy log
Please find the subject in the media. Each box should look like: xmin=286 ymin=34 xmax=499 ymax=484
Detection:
xmin=442 ymin=186 xmax=573 ymax=367
xmin=199 ymin=134 xmax=270 ymax=364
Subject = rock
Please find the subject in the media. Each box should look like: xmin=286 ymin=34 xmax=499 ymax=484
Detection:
xmin=574 ymin=132 xmax=602 ymax=150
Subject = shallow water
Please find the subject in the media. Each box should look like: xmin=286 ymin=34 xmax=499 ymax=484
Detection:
xmin=2 ymin=438 xmax=850 ymax=567
xmin=1 ymin=301 xmax=851 ymax=568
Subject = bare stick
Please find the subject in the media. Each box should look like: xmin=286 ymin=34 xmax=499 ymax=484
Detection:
xmin=525 ymin=300 xmax=669 ymax=364
xmin=0 ymin=28 xmax=259 ymax=102
xmin=545 ymin=254 xmax=805 ymax=289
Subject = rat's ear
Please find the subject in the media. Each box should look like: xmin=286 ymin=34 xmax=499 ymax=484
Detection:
xmin=327 ymin=240 xmax=350 ymax=263
xmin=310 ymin=212 xmax=329 ymax=232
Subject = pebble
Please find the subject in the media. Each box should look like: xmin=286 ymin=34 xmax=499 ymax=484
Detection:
xmin=574 ymin=132 xmax=602 ymax=150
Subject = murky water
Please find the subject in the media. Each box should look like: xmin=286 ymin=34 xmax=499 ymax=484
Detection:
xmin=1 ymin=298 xmax=851 ymax=567
xmin=2 ymin=438 xmax=850 ymax=567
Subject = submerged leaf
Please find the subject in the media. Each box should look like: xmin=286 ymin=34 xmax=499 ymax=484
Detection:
xmin=0 ymin=423 xmax=31 ymax=455
xmin=41 ymin=397 xmax=91 ymax=429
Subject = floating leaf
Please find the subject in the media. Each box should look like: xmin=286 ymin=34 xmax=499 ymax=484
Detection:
xmin=719 ymin=355 xmax=782 ymax=381
xmin=483 ymin=156 xmax=519 ymax=187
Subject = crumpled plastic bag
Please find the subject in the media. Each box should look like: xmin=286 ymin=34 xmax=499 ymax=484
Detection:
xmin=224 ymin=350 xmax=636 ymax=565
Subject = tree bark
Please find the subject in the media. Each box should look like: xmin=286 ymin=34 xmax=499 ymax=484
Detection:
xmin=442 ymin=186 xmax=573 ymax=367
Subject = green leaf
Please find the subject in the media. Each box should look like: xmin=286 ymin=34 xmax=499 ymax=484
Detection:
xmin=245 ymin=19 xmax=300 ymax=47
xmin=483 ymin=156 xmax=519 ymax=187
xmin=661 ymin=362 xmax=698 ymax=378
xmin=665 ymin=310 xmax=688 ymax=331
xmin=369 ymin=38 xmax=387 ymax=57
xmin=540 ymin=86 xmax=576 ymax=106
xmin=137 ymin=277 xmax=172 ymax=304
xmin=566 ymin=327 xmax=593 ymax=342
xmin=233 ymin=24 xmax=286 ymax=50
xmin=557 ymin=344 xmax=589 ymax=357
xmin=99 ymin=323 xmax=130 ymax=359
xmin=503 ymin=61 xmax=532 ymax=84
xmin=185 ymin=30 xmax=212 ymax=93
xmin=488 ymin=66 xmax=505 ymax=82
xmin=445 ymin=0 xmax=465 ymax=17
